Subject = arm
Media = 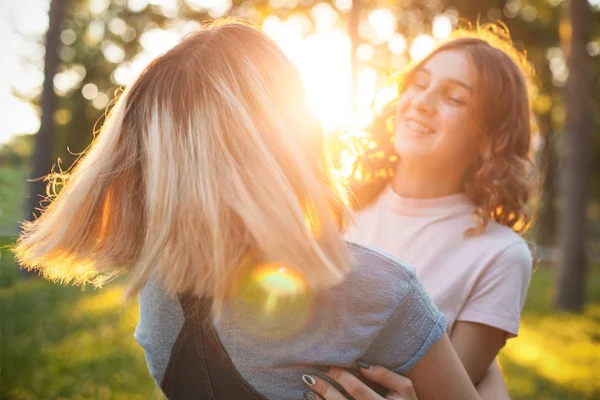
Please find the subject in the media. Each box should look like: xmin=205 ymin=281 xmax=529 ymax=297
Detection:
xmin=450 ymin=321 xmax=507 ymax=384
xmin=476 ymin=360 xmax=512 ymax=400
xmin=405 ymin=333 xmax=480 ymax=400
xmin=450 ymin=242 xmax=533 ymax=396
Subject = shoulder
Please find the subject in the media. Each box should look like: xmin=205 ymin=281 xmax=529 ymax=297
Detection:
xmin=347 ymin=240 xmax=417 ymax=282
xmin=461 ymin=220 xmax=532 ymax=267
xmin=483 ymin=222 xmax=533 ymax=269
xmin=341 ymin=241 xmax=419 ymax=307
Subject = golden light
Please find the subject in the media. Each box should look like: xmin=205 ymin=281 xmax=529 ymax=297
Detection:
xmin=186 ymin=0 xmax=233 ymax=17
xmin=127 ymin=0 xmax=148 ymax=13
xmin=108 ymin=18 xmax=127 ymax=36
xmin=357 ymin=43 xmax=375 ymax=61
xmin=227 ymin=261 xmax=314 ymax=340
xmin=410 ymin=34 xmax=435 ymax=61
xmin=92 ymin=92 xmax=110 ymax=110
xmin=368 ymin=8 xmax=396 ymax=43
xmin=282 ymin=28 xmax=353 ymax=131
xmin=374 ymin=85 xmax=398 ymax=111
xmin=355 ymin=67 xmax=377 ymax=110
xmin=1 ymin=0 xmax=461 ymax=146
xmin=252 ymin=263 xmax=307 ymax=313
xmin=335 ymin=0 xmax=352 ymax=13
xmin=388 ymin=33 xmax=407 ymax=54
xmin=102 ymin=42 xmax=126 ymax=64
xmin=81 ymin=83 xmax=99 ymax=100
xmin=432 ymin=15 xmax=452 ymax=40
xmin=89 ymin=0 xmax=109 ymax=15
xmin=85 ymin=20 xmax=105 ymax=46
xmin=310 ymin=2 xmax=339 ymax=31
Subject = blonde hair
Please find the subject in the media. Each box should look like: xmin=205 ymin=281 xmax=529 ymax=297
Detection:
xmin=14 ymin=20 xmax=352 ymax=314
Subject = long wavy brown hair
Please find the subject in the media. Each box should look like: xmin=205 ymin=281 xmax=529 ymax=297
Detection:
xmin=350 ymin=24 xmax=537 ymax=236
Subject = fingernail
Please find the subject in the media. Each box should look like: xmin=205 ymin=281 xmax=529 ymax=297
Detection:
xmin=302 ymin=374 xmax=316 ymax=387
xmin=303 ymin=392 xmax=317 ymax=400
xmin=357 ymin=360 xmax=371 ymax=369
xmin=316 ymin=365 xmax=330 ymax=372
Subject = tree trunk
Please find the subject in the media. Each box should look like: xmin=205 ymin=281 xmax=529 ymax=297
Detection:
xmin=22 ymin=0 xmax=67 ymax=277
xmin=555 ymin=0 xmax=593 ymax=312
xmin=537 ymin=114 xmax=557 ymax=247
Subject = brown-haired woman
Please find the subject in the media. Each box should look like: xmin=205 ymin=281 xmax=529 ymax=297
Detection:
xmin=336 ymin=25 xmax=536 ymax=398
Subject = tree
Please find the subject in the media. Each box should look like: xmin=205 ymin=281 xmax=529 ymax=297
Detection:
xmin=25 ymin=0 xmax=67 ymax=221
xmin=555 ymin=0 xmax=593 ymax=312
xmin=22 ymin=0 xmax=68 ymax=275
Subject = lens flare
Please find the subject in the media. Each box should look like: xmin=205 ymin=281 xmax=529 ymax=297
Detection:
xmin=252 ymin=263 xmax=307 ymax=312
xmin=227 ymin=262 xmax=314 ymax=340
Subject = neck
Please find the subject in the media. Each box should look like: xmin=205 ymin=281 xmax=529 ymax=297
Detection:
xmin=390 ymin=162 xmax=464 ymax=199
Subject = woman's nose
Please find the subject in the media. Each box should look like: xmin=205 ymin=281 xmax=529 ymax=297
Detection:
xmin=412 ymin=90 xmax=436 ymax=116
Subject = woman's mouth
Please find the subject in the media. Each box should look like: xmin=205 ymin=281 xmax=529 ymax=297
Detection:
xmin=405 ymin=118 xmax=434 ymax=136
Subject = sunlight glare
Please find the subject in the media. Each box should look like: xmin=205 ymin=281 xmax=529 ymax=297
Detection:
xmin=127 ymin=0 xmax=148 ymax=12
xmin=356 ymin=43 xmax=374 ymax=61
xmin=287 ymin=30 xmax=352 ymax=131
xmin=90 ymin=0 xmax=110 ymax=15
xmin=53 ymin=66 xmax=86 ymax=96
xmin=335 ymin=0 xmax=352 ymax=13
xmin=140 ymin=29 xmax=182 ymax=57
xmin=102 ymin=42 xmax=126 ymax=64
xmin=374 ymin=85 xmax=398 ymax=111
xmin=388 ymin=33 xmax=407 ymax=54
xmin=432 ymin=15 xmax=452 ymax=40
xmin=310 ymin=3 xmax=338 ymax=31
xmin=368 ymin=8 xmax=396 ymax=43
xmin=410 ymin=34 xmax=435 ymax=61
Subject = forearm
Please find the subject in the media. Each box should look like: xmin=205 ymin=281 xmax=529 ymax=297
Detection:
xmin=450 ymin=321 xmax=507 ymax=384
xmin=475 ymin=359 xmax=511 ymax=400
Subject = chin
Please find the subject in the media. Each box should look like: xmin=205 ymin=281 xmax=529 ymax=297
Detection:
xmin=394 ymin=138 xmax=433 ymax=160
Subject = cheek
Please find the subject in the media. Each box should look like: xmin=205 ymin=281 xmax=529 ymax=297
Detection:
xmin=396 ymin=93 xmax=413 ymax=118
xmin=439 ymin=109 xmax=480 ymax=153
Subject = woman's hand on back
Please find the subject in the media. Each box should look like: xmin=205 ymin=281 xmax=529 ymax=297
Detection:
xmin=302 ymin=333 xmax=480 ymax=400
xmin=301 ymin=363 xmax=418 ymax=400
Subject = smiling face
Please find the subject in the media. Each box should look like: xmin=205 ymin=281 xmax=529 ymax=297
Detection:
xmin=394 ymin=50 xmax=481 ymax=176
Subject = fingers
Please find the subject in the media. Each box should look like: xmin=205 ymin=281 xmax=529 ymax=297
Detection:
xmin=301 ymin=374 xmax=346 ymax=400
xmin=302 ymin=368 xmax=384 ymax=400
xmin=357 ymin=363 xmax=417 ymax=400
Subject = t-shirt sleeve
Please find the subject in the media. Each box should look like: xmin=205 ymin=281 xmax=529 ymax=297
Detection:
xmin=456 ymin=241 xmax=532 ymax=337
xmin=134 ymin=279 xmax=185 ymax=387
xmin=360 ymin=275 xmax=447 ymax=375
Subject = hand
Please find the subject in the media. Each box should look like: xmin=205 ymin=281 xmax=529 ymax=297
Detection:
xmin=301 ymin=362 xmax=418 ymax=400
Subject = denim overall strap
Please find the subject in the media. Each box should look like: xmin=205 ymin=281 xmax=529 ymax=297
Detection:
xmin=160 ymin=294 xmax=267 ymax=400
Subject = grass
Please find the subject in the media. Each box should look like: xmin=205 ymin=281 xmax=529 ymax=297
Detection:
xmin=0 ymin=277 xmax=165 ymax=400
xmin=498 ymin=263 xmax=600 ymax=400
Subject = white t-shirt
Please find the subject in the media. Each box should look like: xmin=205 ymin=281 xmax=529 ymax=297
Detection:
xmin=345 ymin=185 xmax=532 ymax=337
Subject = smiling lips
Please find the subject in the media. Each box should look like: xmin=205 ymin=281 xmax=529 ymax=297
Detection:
xmin=405 ymin=118 xmax=435 ymax=136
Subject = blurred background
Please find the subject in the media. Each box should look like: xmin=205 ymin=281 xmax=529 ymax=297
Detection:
xmin=0 ymin=0 xmax=599 ymax=399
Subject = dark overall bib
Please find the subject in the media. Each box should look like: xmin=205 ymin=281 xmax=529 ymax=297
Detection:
xmin=159 ymin=294 xmax=268 ymax=399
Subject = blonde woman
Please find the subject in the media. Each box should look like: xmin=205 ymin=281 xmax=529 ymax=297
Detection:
xmin=16 ymin=20 xmax=484 ymax=400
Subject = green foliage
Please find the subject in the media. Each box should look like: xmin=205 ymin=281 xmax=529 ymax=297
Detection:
xmin=0 ymin=135 xmax=34 ymax=168
xmin=0 ymin=166 xmax=27 ymax=233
